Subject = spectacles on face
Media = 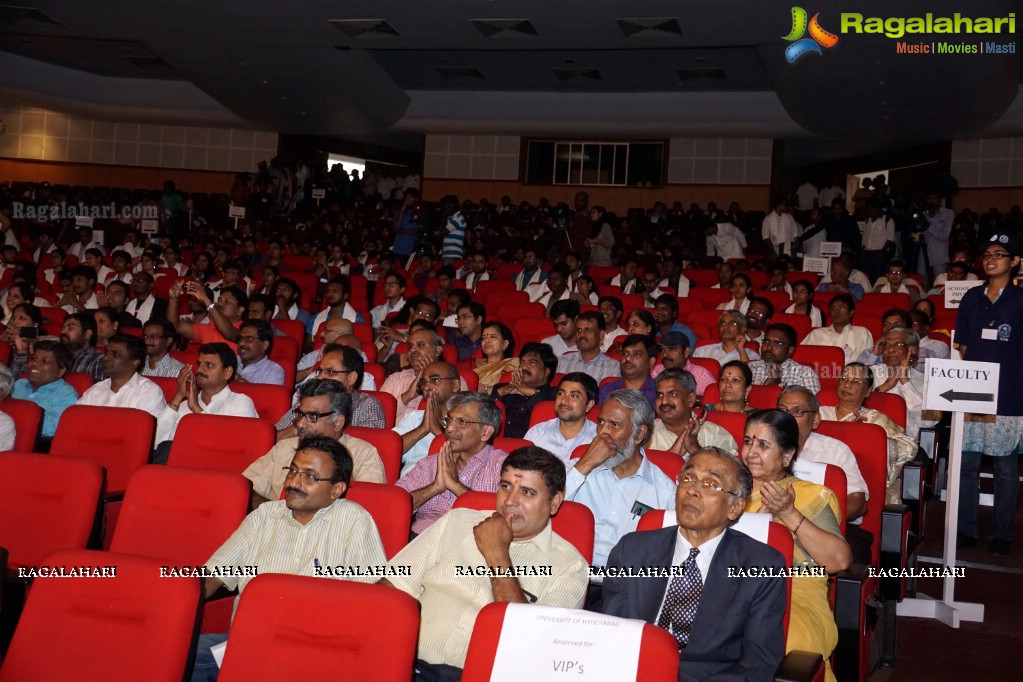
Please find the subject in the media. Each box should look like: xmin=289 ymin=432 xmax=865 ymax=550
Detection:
xmin=839 ymin=375 xmax=868 ymax=386
xmin=747 ymin=310 xmax=768 ymax=319
xmin=883 ymin=341 xmax=909 ymax=351
xmin=442 ymin=416 xmax=482 ymax=429
xmin=292 ymin=409 xmax=336 ymax=423
xmin=777 ymin=406 xmax=816 ymax=417
xmin=316 ymin=367 xmax=353 ymax=378
xmin=719 ymin=320 xmax=740 ymax=327
xmin=281 ymin=467 xmax=332 ymax=484
xmin=238 ymin=335 xmax=260 ymax=344
xmin=676 ymin=473 xmax=740 ymax=496
xmin=423 ymin=375 xmax=458 ymax=385
xmin=981 ymin=252 xmax=1012 ymax=261
xmin=888 ymin=270 xmax=904 ymax=276
xmin=762 ymin=338 xmax=787 ymax=348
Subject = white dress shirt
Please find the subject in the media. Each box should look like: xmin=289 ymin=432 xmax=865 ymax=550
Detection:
xmin=77 ymin=373 xmax=167 ymax=419
xmin=523 ymin=418 xmax=598 ymax=464
xmin=155 ymin=386 xmax=258 ymax=443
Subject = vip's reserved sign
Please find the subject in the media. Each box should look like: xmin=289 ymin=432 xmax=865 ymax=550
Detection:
xmin=923 ymin=358 xmax=1000 ymax=415
xmin=490 ymin=604 xmax=646 ymax=681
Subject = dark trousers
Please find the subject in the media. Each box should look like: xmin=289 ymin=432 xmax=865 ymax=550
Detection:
xmin=415 ymin=660 xmax=463 ymax=682
xmin=959 ymin=452 xmax=1020 ymax=542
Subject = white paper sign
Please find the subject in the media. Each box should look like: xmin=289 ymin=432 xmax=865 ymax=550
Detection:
xmin=91 ymin=230 xmax=105 ymax=246
xmin=490 ymin=604 xmax=645 ymax=682
xmin=803 ymin=256 xmax=831 ymax=276
xmin=943 ymin=280 xmax=984 ymax=309
xmin=211 ymin=640 xmax=227 ymax=668
xmin=311 ymin=188 xmax=326 ymax=199
xmin=140 ymin=218 xmax=159 ymax=235
xmin=791 ymin=459 xmax=828 ymax=486
xmin=819 ymin=241 xmax=843 ymax=257
xmin=228 ymin=205 xmax=246 ymax=219
xmin=75 ymin=216 xmax=94 ymax=228
xmin=923 ymin=358 xmax=999 ymax=415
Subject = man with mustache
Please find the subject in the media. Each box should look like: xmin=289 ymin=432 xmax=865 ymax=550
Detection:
xmin=394 ymin=361 xmax=463 ymax=476
xmin=653 ymin=332 xmax=716 ymax=398
xmin=524 ymin=372 xmax=598 ymax=465
xmin=396 ymin=392 xmax=509 ymax=535
xmin=383 ymin=447 xmax=588 ymax=682
xmin=565 ymin=389 xmax=677 ymax=589
xmin=234 ymin=319 xmax=285 ymax=386
xmin=381 ymin=328 xmax=466 ymax=423
xmin=748 ymin=323 xmax=821 ymax=392
xmin=492 ymin=342 xmax=557 ymax=439
xmin=597 ymin=334 xmax=658 ymax=405
xmin=244 ymin=379 xmax=385 ymax=508
xmin=141 ymin=319 xmax=186 ymax=378
xmin=648 ymin=370 xmax=737 ymax=457
xmin=76 ymin=333 xmax=166 ymax=419
xmin=152 ymin=342 xmax=258 ymax=463
xmin=192 ymin=436 xmax=387 ymax=681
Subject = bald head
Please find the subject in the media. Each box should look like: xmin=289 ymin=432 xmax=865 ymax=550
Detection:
xmin=336 ymin=333 xmax=363 ymax=353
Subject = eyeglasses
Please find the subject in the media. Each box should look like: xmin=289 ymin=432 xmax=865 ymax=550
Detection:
xmin=762 ymin=338 xmax=788 ymax=348
xmin=883 ymin=342 xmax=910 ymax=350
xmin=777 ymin=406 xmax=817 ymax=417
xmin=442 ymin=416 xmax=482 ymax=429
xmin=238 ymin=335 xmax=260 ymax=344
xmin=281 ymin=467 xmax=333 ymax=484
xmin=316 ymin=367 xmax=353 ymax=378
xmin=719 ymin=320 xmax=740 ymax=327
xmin=839 ymin=376 xmax=868 ymax=385
xmin=422 ymin=375 xmax=458 ymax=385
xmin=292 ymin=409 xmax=336 ymax=423
xmin=747 ymin=310 xmax=768 ymax=318
xmin=981 ymin=252 xmax=1012 ymax=261
xmin=676 ymin=473 xmax=740 ymax=496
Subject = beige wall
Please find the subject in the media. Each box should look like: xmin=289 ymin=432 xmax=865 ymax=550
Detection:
xmin=0 ymin=105 xmax=277 ymax=173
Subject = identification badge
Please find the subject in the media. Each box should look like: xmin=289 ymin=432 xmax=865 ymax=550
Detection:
xmin=982 ymin=328 xmax=998 ymax=340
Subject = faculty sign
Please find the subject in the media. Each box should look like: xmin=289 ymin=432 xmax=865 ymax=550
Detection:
xmin=923 ymin=358 xmax=999 ymax=415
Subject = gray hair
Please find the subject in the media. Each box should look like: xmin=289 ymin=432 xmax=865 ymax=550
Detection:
xmin=606 ymin=388 xmax=654 ymax=446
xmin=0 ymin=363 xmax=12 ymax=400
xmin=884 ymin=326 xmax=920 ymax=347
xmin=655 ymin=369 xmax=697 ymax=395
xmin=297 ymin=378 xmax=352 ymax=426
xmin=685 ymin=446 xmax=754 ymax=501
xmin=447 ymin=391 xmax=502 ymax=431
xmin=720 ymin=309 xmax=747 ymax=330
xmin=778 ymin=384 xmax=820 ymax=412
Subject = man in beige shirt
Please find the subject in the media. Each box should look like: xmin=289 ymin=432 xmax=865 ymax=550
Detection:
xmin=383 ymin=446 xmax=589 ymax=680
xmin=245 ymin=379 xmax=385 ymax=507
xmin=648 ymin=370 xmax=737 ymax=455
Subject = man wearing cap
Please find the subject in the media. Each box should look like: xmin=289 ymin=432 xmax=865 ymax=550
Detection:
xmin=653 ymin=331 xmax=716 ymax=398
xmin=956 ymin=231 xmax=1023 ymax=556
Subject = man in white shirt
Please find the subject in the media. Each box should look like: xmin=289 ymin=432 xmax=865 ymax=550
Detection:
xmin=524 ymin=372 xmax=599 ymax=464
xmin=125 ymin=272 xmax=166 ymax=324
xmin=310 ymin=275 xmax=365 ymax=337
xmin=541 ymin=299 xmax=579 ymax=357
xmin=870 ymin=327 xmax=935 ymax=440
xmin=859 ymin=199 xmax=895 ymax=282
xmin=803 ymin=294 xmax=874 ymax=364
xmin=528 ymin=263 xmax=572 ymax=309
xmin=761 ymin=197 xmax=799 ymax=256
xmin=77 ymin=334 xmax=167 ymax=420
xmin=153 ymin=342 xmax=259 ymax=461
xmin=796 ymin=180 xmax=819 ymax=210
xmin=692 ymin=310 xmax=761 ymax=365
xmin=872 ymin=259 xmax=922 ymax=305
xmin=921 ymin=190 xmax=955 ymax=281
xmin=606 ymin=257 xmax=639 ymax=294
xmin=460 ymin=250 xmax=491 ymax=292
xmin=597 ymin=295 xmax=627 ymax=351
xmin=58 ymin=265 xmax=100 ymax=314
xmin=705 ymin=221 xmax=748 ymax=262
xmin=648 ymin=370 xmax=736 ymax=454
xmin=512 ymin=248 xmax=547 ymax=291
xmin=370 ymin=273 xmax=406 ymax=329
xmin=819 ymin=182 xmax=845 ymax=207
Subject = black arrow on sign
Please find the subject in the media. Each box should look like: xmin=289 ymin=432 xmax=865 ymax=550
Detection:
xmin=940 ymin=389 xmax=995 ymax=403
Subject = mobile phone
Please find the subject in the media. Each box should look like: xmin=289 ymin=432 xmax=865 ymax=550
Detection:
xmin=19 ymin=326 xmax=38 ymax=339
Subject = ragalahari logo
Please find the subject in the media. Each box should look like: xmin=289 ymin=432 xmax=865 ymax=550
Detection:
xmin=783 ymin=7 xmax=839 ymax=63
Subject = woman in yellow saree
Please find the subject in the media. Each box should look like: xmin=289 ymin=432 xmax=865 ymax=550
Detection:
xmin=473 ymin=321 xmax=518 ymax=395
xmin=742 ymin=409 xmax=852 ymax=682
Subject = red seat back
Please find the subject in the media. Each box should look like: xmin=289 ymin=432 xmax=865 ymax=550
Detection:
xmin=218 ymin=575 xmax=419 ymax=682
xmin=346 ymin=426 xmax=402 ymax=484
xmin=272 ymin=319 xmax=306 ymax=350
xmin=702 ymin=384 xmax=780 ymax=410
xmin=0 ymin=453 xmax=104 ymax=566
xmin=792 ymin=344 xmax=845 ymax=389
xmin=1 ymin=398 xmax=43 ymax=452
xmin=704 ymin=410 xmax=747 ymax=451
xmin=346 ymin=482 xmax=413 ymax=560
xmin=110 ymin=465 xmax=249 ymax=565
xmin=50 ymin=405 xmax=155 ymax=494
xmin=230 ymin=382 xmax=292 ymax=423
xmin=0 ymin=549 xmax=200 ymax=682
xmin=167 ymin=413 xmax=274 ymax=473
xmin=461 ymin=602 xmax=678 ymax=682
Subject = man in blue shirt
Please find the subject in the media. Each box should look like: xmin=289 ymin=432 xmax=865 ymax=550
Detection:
xmin=11 ymin=339 xmax=78 ymax=441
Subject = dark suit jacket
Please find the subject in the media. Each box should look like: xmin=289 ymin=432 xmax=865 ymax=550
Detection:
xmin=602 ymin=525 xmax=786 ymax=682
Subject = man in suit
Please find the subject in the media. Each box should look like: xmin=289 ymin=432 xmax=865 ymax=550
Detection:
xmin=602 ymin=447 xmax=786 ymax=682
